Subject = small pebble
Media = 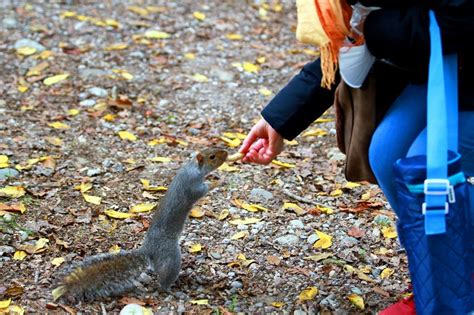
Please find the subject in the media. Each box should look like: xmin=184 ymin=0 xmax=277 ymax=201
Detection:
xmin=88 ymin=87 xmax=108 ymax=98
xmin=289 ymin=219 xmax=305 ymax=229
xmin=79 ymin=99 xmax=96 ymax=107
xmin=307 ymin=233 xmax=319 ymax=244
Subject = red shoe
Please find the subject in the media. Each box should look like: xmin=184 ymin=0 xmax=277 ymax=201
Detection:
xmin=379 ymin=294 xmax=416 ymax=315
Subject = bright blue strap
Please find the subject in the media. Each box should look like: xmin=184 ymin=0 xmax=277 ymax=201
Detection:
xmin=424 ymin=11 xmax=458 ymax=235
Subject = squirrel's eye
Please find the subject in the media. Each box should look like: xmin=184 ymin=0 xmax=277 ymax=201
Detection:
xmin=209 ymin=155 xmax=215 ymax=160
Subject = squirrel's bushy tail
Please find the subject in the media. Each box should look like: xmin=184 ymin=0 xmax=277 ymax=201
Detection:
xmin=53 ymin=250 xmax=149 ymax=302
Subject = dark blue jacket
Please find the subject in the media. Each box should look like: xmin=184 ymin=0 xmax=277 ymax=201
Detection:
xmin=262 ymin=0 xmax=474 ymax=140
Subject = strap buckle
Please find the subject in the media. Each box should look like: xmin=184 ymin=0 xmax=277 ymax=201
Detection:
xmin=422 ymin=202 xmax=449 ymax=215
xmin=424 ymin=178 xmax=450 ymax=195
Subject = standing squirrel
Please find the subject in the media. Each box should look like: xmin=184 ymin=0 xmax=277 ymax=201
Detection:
xmin=53 ymin=148 xmax=228 ymax=301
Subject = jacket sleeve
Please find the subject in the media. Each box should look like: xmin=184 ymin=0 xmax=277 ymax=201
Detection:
xmin=261 ymin=58 xmax=338 ymax=140
xmin=363 ymin=1 xmax=474 ymax=80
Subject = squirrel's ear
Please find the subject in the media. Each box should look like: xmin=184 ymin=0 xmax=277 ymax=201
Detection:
xmin=196 ymin=153 xmax=204 ymax=166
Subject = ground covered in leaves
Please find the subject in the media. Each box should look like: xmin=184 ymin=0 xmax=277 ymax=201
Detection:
xmin=0 ymin=1 xmax=411 ymax=313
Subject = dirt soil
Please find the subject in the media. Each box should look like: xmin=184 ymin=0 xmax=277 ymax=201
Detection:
xmin=0 ymin=1 xmax=410 ymax=314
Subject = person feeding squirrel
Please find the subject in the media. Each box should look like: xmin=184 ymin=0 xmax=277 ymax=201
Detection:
xmin=52 ymin=148 xmax=243 ymax=302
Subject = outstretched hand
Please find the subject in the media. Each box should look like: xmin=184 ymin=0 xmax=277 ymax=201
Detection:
xmin=239 ymin=118 xmax=284 ymax=164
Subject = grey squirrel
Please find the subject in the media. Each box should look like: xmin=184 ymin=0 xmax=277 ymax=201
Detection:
xmin=53 ymin=148 xmax=228 ymax=301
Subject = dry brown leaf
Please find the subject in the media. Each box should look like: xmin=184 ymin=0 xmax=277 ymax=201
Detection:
xmin=266 ymin=255 xmax=281 ymax=265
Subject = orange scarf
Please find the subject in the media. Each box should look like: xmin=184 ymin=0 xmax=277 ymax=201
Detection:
xmin=296 ymin=0 xmax=353 ymax=89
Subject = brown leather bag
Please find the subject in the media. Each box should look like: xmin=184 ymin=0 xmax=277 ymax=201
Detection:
xmin=334 ymin=76 xmax=378 ymax=183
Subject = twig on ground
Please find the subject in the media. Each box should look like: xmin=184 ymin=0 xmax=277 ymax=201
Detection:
xmin=282 ymin=189 xmax=326 ymax=207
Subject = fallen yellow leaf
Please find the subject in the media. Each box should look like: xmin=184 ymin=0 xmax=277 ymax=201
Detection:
xmin=0 ymin=299 xmax=11 ymax=309
xmin=102 ymin=113 xmax=116 ymax=121
xmin=189 ymin=207 xmax=205 ymax=218
xmin=361 ymin=191 xmax=372 ymax=200
xmin=218 ymin=209 xmax=229 ymax=221
xmin=380 ymin=267 xmax=394 ymax=279
xmin=302 ymin=128 xmax=327 ymax=137
xmin=0 ymin=186 xmax=26 ymax=198
xmin=345 ymin=182 xmax=361 ymax=189
xmin=36 ymin=50 xmax=53 ymax=60
xmin=282 ymin=202 xmax=305 ymax=215
xmin=193 ymin=11 xmax=206 ymax=21
xmin=13 ymin=251 xmax=27 ymax=260
xmin=226 ymin=33 xmax=243 ymax=40
xmin=299 ymin=287 xmax=318 ymax=301
xmin=218 ymin=162 xmax=239 ymax=172
xmin=271 ymin=302 xmax=285 ymax=308
xmin=348 ymin=294 xmax=365 ymax=310
xmin=189 ymin=243 xmax=202 ymax=253
xmin=112 ymin=69 xmax=134 ymax=80
xmin=219 ymin=136 xmax=240 ymax=147
xmin=67 ymin=108 xmax=80 ymax=116
xmin=60 ymin=10 xmax=77 ymax=18
xmin=34 ymin=238 xmax=49 ymax=252
xmin=231 ymin=231 xmax=249 ymax=240
xmin=0 ymin=155 xmax=9 ymax=168
xmin=104 ymin=209 xmax=134 ymax=219
xmin=375 ymin=247 xmax=390 ymax=255
xmin=330 ymin=189 xmax=343 ymax=197
xmin=17 ymin=46 xmax=37 ymax=56
xmin=48 ymin=121 xmax=70 ymax=129
xmin=104 ymin=19 xmax=120 ymax=28
xmin=382 ymin=226 xmax=398 ymax=239
xmin=192 ymin=73 xmax=208 ymax=82
xmin=184 ymin=53 xmax=195 ymax=59
xmin=259 ymin=7 xmax=268 ymax=19
xmin=44 ymin=136 xmax=63 ymax=146
xmin=149 ymin=156 xmax=171 ymax=163
xmin=51 ymin=286 xmax=66 ymax=301
xmin=144 ymin=30 xmax=171 ymax=39
xmin=314 ymin=230 xmax=333 ymax=249
xmin=243 ymin=62 xmax=260 ymax=73
xmin=7 ymin=305 xmax=24 ymax=315
xmin=109 ymin=244 xmax=121 ymax=254
xmin=75 ymin=182 xmax=92 ymax=193
xmin=257 ymin=56 xmax=266 ymax=64
xmin=43 ymin=73 xmax=69 ymax=86
xmin=147 ymin=138 xmax=167 ymax=146
xmin=128 ymin=6 xmax=148 ymax=16
xmin=222 ymin=132 xmax=247 ymax=140
xmin=118 ymin=131 xmax=137 ymax=141
xmin=105 ymin=43 xmax=129 ymax=51
xmin=271 ymin=160 xmax=296 ymax=168
xmin=229 ymin=218 xmax=261 ymax=225
xmin=241 ymin=203 xmax=268 ymax=212
xmin=259 ymin=88 xmax=272 ymax=96
xmin=26 ymin=61 xmax=49 ymax=76
xmin=190 ymin=299 xmax=209 ymax=305
xmin=317 ymin=205 xmax=334 ymax=214
xmin=17 ymin=85 xmax=28 ymax=93
xmin=82 ymin=193 xmax=101 ymax=205
xmin=315 ymin=117 xmax=334 ymax=123
xmin=130 ymin=203 xmax=156 ymax=213
xmin=51 ymin=257 xmax=65 ymax=267
xmin=140 ymin=179 xmax=167 ymax=192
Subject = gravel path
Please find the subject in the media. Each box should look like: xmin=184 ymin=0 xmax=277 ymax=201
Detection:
xmin=1 ymin=1 xmax=409 ymax=313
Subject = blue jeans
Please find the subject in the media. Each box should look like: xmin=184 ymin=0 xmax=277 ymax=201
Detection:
xmin=369 ymin=84 xmax=474 ymax=212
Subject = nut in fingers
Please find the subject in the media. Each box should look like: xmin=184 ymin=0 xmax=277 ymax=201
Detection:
xmin=226 ymin=152 xmax=244 ymax=162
